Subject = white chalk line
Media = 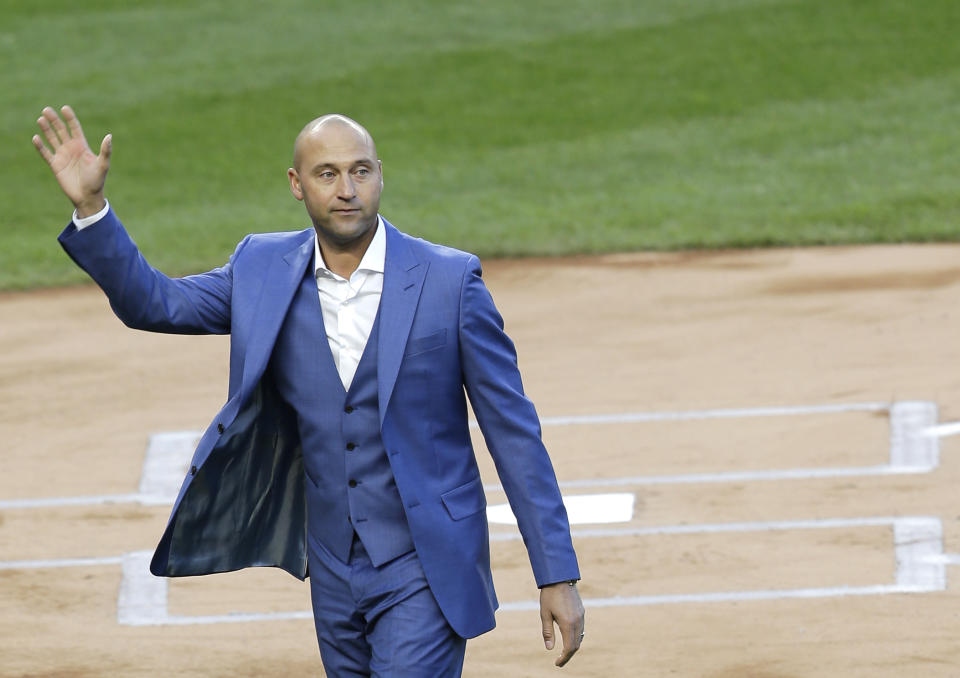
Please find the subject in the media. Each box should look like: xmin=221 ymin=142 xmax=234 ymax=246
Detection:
xmin=9 ymin=464 xmax=931 ymax=509
xmin=0 ymin=555 xmax=125 ymax=571
xmin=492 ymin=515 xmax=921 ymax=541
xmin=3 ymin=516 xmax=950 ymax=623
xmin=531 ymin=401 xmax=889 ymax=428
xmin=0 ymin=515 xmax=919 ymax=568
xmin=154 ymin=611 xmax=316 ymax=626
xmin=924 ymin=421 xmax=960 ymax=438
xmin=499 ymin=584 xmax=933 ymax=612
xmin=489 ymin=400 xmax=939 ymax=492
xmin=515 ymin=464 xmax=932 ymax=493
xmin=4 ymin=460 xmax=933 ymax=509
xmin=925 ymin=554 xmax=960 ymax=565
xmin=119 ymin=586 xmax=935 ymax=623
xmin=118 ymin=586 xmax=938 ymax=623
xmin=108 ymin=515 xmax=949 ymax=625
xmin=0 ymin=493 xmax=143 ymax=510
xmin=0 ymin=401 xmax=898 ymax=510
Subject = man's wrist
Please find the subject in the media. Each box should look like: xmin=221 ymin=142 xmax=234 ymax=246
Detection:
xmin=74 ymin=195 xmax=107 ymax=220
xmin=73 ymin=199 xmax=110 ymax=230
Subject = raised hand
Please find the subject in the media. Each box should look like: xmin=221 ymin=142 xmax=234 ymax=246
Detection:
xmin=33 ymin=105 xmax=111 ymax=218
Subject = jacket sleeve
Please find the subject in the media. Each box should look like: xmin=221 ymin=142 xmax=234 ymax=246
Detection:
xmin=58 ymin=207 xmax=241 ymax=335
xmin=457 ymin=254 xmax=580 ymax=587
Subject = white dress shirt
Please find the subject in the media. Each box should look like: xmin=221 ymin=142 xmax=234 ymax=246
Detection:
xmin=313 ymin=217 xmax=385 ymax=389
xmin=73 ymin=203 xmax=386 ymax=389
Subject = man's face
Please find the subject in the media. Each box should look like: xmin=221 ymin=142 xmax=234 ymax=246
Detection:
xmin=288 ymin=121 xmax=382 ymax=247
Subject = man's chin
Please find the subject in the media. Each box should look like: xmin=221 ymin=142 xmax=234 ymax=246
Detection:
xmin=314 ymin=215 xmax=377 ymax=247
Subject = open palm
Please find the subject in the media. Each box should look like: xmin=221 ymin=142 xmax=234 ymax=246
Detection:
xmin=33 ymin=105 xmax=111 ymax=215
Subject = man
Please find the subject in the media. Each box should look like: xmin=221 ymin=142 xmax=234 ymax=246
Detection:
xmin=33 ymin=106 xmax=584 ymax=676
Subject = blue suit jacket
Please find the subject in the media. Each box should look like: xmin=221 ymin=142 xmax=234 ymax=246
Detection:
xmin=59 ymin=208 xmax=579 ymax=638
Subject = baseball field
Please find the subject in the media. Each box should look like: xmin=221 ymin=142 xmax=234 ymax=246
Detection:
xmin=4 ymin=1 xmax=960 ymax=676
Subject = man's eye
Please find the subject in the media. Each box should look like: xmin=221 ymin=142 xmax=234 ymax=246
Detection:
xmin=320 ymin=172 xmax=335 ymax=179
xmin=356 ymin=168 xmax=369 ymax=176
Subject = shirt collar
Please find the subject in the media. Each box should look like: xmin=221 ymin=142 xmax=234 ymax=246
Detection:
xmin=314 ymin=215 xmax=386 ymax=279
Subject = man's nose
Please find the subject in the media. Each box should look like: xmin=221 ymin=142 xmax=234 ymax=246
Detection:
xmin=336 ymin=174 xmax=356 ymax=199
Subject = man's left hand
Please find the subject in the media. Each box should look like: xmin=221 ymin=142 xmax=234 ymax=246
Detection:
xmin=539 ymin=581 xmax=585 ymax=667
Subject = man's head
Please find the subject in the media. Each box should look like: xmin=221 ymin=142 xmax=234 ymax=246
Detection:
xmin=288 ymin=114 xmax=382 ymax=249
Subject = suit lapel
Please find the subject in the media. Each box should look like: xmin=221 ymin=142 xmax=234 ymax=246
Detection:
xmin=378 ymin=220 xmax=428 ymax=424
xmin=239 ymin=229 xmax=315 ymax=397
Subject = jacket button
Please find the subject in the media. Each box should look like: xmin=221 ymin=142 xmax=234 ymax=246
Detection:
xmin=190 ymin=465 xmax=197 ymax=475
xmin=346 ymin=442 xmax=356 ymax=451
xmin=344 ymin=405 xmax=354 ymax=413
xmin=217 ymin=422 xmax=224 ymax=434
xmin=348 ymin=479 xmax=358 ymax=488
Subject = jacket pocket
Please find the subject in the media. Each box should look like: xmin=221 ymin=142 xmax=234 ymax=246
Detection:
xmin=404 ymin=328 xmax=447 ymax=357
xmin=440 ymin=476 xmax=487 ymax=520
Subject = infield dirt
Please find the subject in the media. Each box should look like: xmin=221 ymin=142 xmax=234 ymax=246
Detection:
xmin=4 ymin=244 xmax=960 ymax=677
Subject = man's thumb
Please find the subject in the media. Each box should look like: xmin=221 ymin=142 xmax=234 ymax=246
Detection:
xmin=542 ymin=615 xmax=555 ymax=650
xmin=100 ymin=134 xmax=112 ymax=161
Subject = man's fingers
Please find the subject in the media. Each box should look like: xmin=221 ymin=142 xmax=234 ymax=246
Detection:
xmin=553 ymin=618 xmax=582 ymax=667
xmin=555 ymin=644 xmax=578 ymax=667
xmin=63 ymin=105 xmax=85 ymax=142
xmin=37 ymin=114 xmax=62 ymax=151
xmin=32 ymin=134 xmax=53 ymax=165
xmin=43 ymin=106 xmax=69 ymax=144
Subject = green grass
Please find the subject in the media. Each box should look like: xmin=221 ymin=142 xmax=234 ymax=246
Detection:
xmin=3 ymin=0 xmax=960 ymax=289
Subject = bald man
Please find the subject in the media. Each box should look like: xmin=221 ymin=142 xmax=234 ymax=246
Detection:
xmin=35 ymin=106 xmax=584 ymax=677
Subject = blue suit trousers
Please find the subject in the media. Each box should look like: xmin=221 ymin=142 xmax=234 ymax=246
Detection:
xmin=308 ymin=534 xmax=466 ymax=677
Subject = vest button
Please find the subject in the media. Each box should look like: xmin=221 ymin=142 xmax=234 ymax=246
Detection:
xmin=346 ymin=442 xmax=356 ymax=451
xmin=217 ymin=422 xmax=224 ymax=434
xmin=344 ymin=405 xmax=354 ymax=413
xmin=348 ymin=479 xmax=358 ymax=488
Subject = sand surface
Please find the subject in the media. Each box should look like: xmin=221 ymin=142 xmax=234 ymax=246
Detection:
xmin=4 ymin=244 xmax=960 ymax=676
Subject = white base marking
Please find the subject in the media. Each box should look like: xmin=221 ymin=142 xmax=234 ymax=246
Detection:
xmin=487 ymin=493 xmax=635 ymax=525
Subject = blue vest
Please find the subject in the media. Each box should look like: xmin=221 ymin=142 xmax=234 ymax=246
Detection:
xmin=269 ymin=263 xmax=415 ymax=566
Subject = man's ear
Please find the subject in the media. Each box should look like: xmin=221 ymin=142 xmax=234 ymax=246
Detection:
xmin=288 ymin=168 xmax=303 ymax=200
xmin=379 ymin=159 xmax=384 ymax=190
